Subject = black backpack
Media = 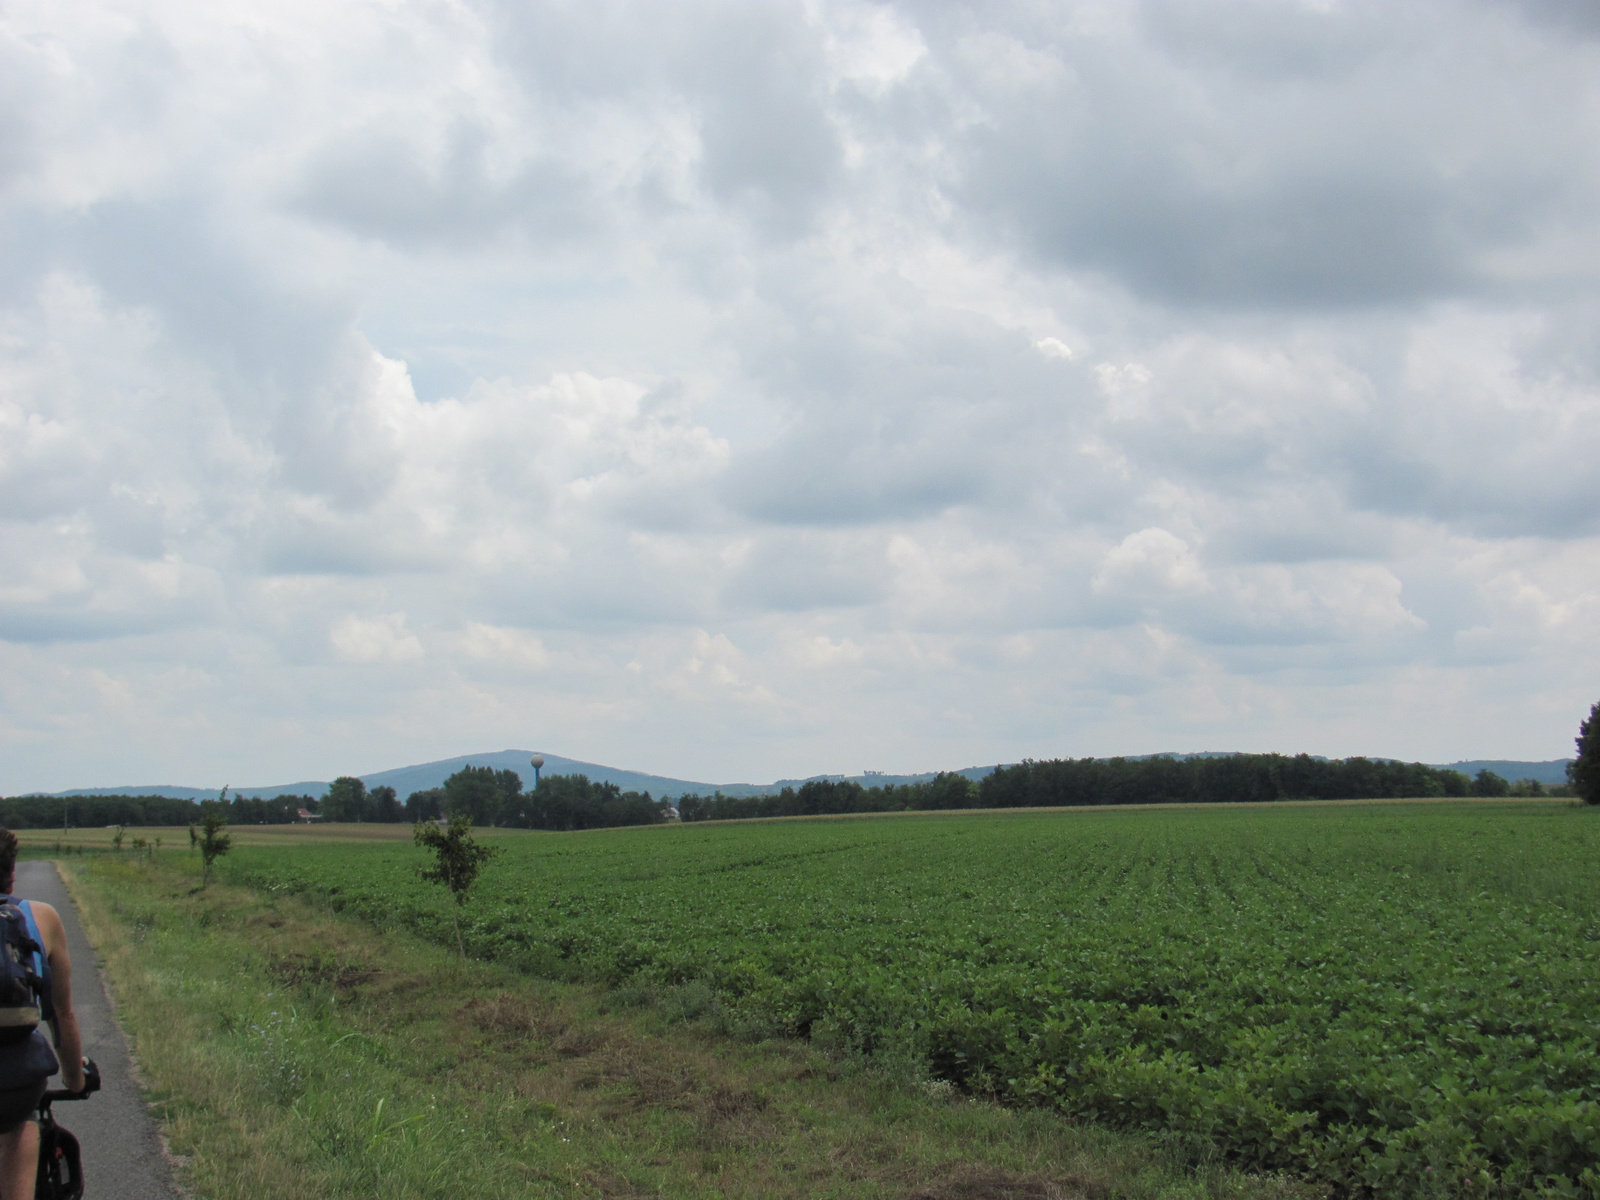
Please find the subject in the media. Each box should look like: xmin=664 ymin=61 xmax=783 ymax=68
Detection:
xmin=0 ymin=900 xmax=49 ymax=1046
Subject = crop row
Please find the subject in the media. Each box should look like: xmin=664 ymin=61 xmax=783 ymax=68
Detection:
xmin=229 ymin=802 xmax=1600 ymax=1198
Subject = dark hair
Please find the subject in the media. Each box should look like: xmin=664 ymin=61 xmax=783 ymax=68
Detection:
xmin=0 ymin=828 xmax=16 ymax=885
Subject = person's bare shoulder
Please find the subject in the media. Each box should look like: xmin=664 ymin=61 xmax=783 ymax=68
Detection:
xmin=26 ymin=901 xmax=67 ymax=956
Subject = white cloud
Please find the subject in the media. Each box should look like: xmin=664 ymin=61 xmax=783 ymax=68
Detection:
xmin=782 ymin=627 xmax=867 ymax=668
xmin=1 ymin=0 xmax=1597 ymax=791
xmin=815 ymin=0 xmax=927 ymax=94
xmin=330 ymin=613 xmax=424 ymax=664
xmin=1094 ymin=528 xmax=1209 ymax=597
xmin=458 ymin=623 xmax=551 ymax=670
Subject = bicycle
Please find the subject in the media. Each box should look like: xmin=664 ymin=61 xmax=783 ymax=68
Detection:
xmin=34 ymin=1060 xmax=99 ymax=1200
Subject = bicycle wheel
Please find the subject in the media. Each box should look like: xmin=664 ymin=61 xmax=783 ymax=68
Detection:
xmin=34 ymin=1116 xmax=83 ymax=1200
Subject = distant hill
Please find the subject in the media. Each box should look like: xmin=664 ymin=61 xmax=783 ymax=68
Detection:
xmin=1135 ymin=753 xmax=1573 ymax=787
xmin=1435 ymin=759 xmax=1572 ymax=786
xmin=362 ymin=751 xmax=737 ymax=800
xmin=364 ymin=754 xmax=1008 ymax=799
xmin=48 ymin=753 xmax=1003 ymax=802
xmin=1120 ymin=752 xmax=1572 ymax=787
xmin=58 ymin=781 xmax=328 ymax=801
xmin=52 ymin=752 xmax=791 ymax=802
xmin=43 ymin=751 xmax=1574 ymax=800
xmin=767 ymin=766 xmax=998 ymax=790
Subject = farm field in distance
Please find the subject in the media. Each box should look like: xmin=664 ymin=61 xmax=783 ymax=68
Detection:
xmin=217 ymin=800 xmax=1597 ymax=1198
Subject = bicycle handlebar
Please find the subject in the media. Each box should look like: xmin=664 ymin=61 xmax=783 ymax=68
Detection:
xmin=41 ymin=1059 xmax=99 ymax=1103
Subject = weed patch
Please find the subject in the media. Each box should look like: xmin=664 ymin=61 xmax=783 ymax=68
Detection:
xmin=908 ymin=1167 xmax=1103 ymax=1200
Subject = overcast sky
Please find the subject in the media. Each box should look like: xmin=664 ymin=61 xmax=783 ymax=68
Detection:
xmin=3 ymin=0 xmax=1598 ymax=793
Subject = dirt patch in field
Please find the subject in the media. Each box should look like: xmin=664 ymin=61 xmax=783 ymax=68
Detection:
xmin=615 ymin=1059 xmax=701 ymax=1107
xmin=555 ymin=1036 xmax=775 ymax=1139
xmin=272 ymin=953 xmax=378 ymax=991
xmin=552 ymin=1027 xmax=608 ymax=1057
xmin=458 ymin=991 xmax=622 ymax=1068
xmin=461 ymin=990 xmax=567 ymax=1039
xmin=907 ymin=1166 xmax=1105 ymax=1200
xmin=690 ymin=1082 xmax=769 ymax=1119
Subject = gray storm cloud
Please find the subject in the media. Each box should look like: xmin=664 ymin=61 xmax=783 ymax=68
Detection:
xmin=0 ymin=0 xmax=1596 ymax=791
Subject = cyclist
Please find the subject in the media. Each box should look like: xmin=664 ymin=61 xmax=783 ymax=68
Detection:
xmin=0 ymin=831 xmax=84 ymax=1200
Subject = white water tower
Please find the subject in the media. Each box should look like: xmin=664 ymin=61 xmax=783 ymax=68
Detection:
xmin=530 ymin=754 xmax=545 ymax=788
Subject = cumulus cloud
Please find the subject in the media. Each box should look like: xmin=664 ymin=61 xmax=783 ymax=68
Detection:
xmin=330 ymin=613 xmax=424 ymax=664
xmin=952 ymin=0 xmax=1600 ymax=308
xmin=1 ymin=0 xmax=1596 ymax=791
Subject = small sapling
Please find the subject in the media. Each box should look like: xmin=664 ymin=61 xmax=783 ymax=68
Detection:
xmin=414 ymin=813 xmax=501 ymax=959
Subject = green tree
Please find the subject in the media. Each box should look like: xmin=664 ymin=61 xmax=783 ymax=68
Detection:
xmin=677 ymin=794 xmax=710 ymax=822
xmin=923 ymin=771 xmax=977 ymax=810
xmin=404 ymin=788 xmax=445 ymax=822
xmin=1572 ymin=699 xmax=1600 ymax=805
xmin=370 ymin=784 xmax=401 ymax=822
xmin=199 ymin=798 xmax=232 ymax=887
xmin=413 ymin=814 xmax=501 ymax=958
xmin=322 ymin=776 xmax=368 ymax=822
xmin=1473 ymin=769 xmax=1510 ymax=797
xmin=441 ymin=766 xmax=521 ymax=825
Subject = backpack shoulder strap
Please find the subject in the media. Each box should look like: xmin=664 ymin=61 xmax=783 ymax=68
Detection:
xmin=12 ymin=900 xmax=55 ymax=1035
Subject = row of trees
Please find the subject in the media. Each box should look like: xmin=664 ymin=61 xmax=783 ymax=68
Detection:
xmin=0 ymin=793 xmax=318 ymax=832
xmin=0 ymin=769 xmax=672 ymax=832
xmin=678 ymin=771 xmax=979 ymax=821
xmin=0 ymin=792 xmax=317 ymax=829
xmin=14 ymin=719 xmax=1596 ymax=831
xmin=320 ymin=777 xmax=401 ymax=822
xmin=409 ymin=768 xmax=672 ymax=830
xmin=0 ymin=794 xmax=200 ymax=828
xmin=676 ymin=754 xmax=1567 ymax=822
xmin=313 ymin=767 xmax=673 ymax=831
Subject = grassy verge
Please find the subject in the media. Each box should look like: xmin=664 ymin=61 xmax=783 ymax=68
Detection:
xmin=57 ymin=852 xmax=1325 ymax=1200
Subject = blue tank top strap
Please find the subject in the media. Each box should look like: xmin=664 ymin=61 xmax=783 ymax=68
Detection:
xmin=10 ymin=900 xmax=54 ymax=1033
xmin=16 ymin=901 xmax=45 ymax=981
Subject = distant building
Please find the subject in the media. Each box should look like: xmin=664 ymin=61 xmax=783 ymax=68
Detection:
xmin=296 ymin=808 xmax=322 ymax=824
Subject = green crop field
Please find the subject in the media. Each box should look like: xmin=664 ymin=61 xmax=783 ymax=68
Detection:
xmin=227 ymin=801 xmax=1600 ymax=1198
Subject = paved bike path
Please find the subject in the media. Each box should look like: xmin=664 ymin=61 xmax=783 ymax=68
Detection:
xmin=15 ymin=860 xmax=178 ymax=1200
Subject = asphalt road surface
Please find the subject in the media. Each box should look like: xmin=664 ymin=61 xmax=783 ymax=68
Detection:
xmin=15 ymin=860 xmax=178 ymax=1200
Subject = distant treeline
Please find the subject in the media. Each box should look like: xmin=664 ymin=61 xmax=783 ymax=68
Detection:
xmin=315 ymin=767 xmax=672 ymax=831
xmin=4 ymin=754 xmax=1566 ymax=831
xmin=677 ymin=754 xmax=1567 ymax=821
xmin=1 ymin=770 xmax=671 ymax=832
xmin=0 ymin=792 xmax=317 ymax=829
